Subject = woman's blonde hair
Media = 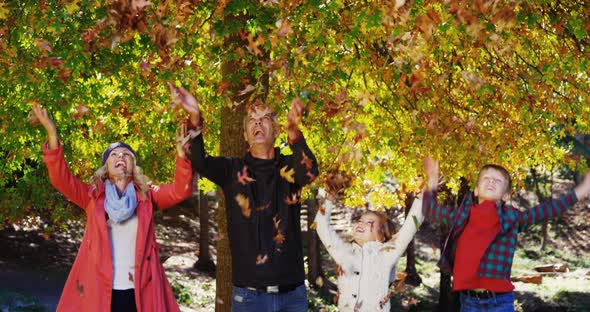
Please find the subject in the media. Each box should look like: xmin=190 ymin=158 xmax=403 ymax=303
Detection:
xmin=89 ymin=159 xmax=151 ymax=196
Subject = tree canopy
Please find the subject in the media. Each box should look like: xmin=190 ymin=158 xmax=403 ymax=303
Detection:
xmin=1 ymin=0 xmax=589 ymax=225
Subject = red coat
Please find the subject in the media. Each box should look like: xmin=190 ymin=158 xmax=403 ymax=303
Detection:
xmin=43 ymin=143 xmax=192 ymax=312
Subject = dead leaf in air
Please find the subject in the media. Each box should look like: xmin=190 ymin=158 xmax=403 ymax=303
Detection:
xmin=237 ymin=166 xmax=256 ymax=185
xmin=280 ymin=165 xmax=295 ymax=183
xmin=235 ymin=194 xmax=251 ymax=218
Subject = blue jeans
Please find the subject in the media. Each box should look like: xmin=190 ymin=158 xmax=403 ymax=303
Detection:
xmin=460 ymin=291 xmax=515 ymax=312
xmin=231 ymin=284 xmax=307 ymax=312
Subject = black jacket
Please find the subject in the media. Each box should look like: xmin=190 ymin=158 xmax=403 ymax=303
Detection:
xmin=189 ymin=134 xmax=319 ymax=286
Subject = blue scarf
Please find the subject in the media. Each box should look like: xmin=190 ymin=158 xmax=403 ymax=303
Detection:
xmin=105 ymin=180 xmax=138 ymax=223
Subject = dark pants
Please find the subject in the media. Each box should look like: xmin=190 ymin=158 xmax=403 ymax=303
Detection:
xmin=111 ymin=289 xmax=137 ymax=312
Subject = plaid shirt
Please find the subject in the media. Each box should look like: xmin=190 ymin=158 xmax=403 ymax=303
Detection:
xmin=423 ymin=190 xmax=578 ymax=280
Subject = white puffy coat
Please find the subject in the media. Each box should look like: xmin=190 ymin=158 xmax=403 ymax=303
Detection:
xmin=315 ymin=196 xmax=423 ymax=312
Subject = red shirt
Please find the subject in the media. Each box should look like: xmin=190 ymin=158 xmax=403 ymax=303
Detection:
xmin=453 ymin=200 xmax=514 ymax=292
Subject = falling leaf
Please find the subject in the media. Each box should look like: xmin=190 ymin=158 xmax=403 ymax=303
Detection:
xmin=300 ymin=151 xmax=313 ymax=170
xmin=394 ymin=272 xmax=407 ymax=292
xmin=273 ymin=230 xmax=285 ymax=244
xmin=42 ymin=233 xmax=50 ymax=240
xmin=333 ymin=293 xmax=339 ymax=304
xmin=216 ymin=297 xmax=224 ymax=305
xmin=318 ymin=203 xmax=325 ymax=215
xmin=354 ymin=301 xmax=363 ymax=312
xmin=256 ymin=254 xmax=268 ymax=265
xmin=128 ymin=272 xmax=134 ymax=282
xmin=238 ymin=84 xmax=256 ymax=96
xmin=237 ymin=166 xmax=256 ymax=185
xmin=76 ymin=280 xmax=84 ymax=297
xmin=315 ymin=276 xmax=324 ymax=287
xmin=72 ymin=105 xmax=89 ymax=119
xmin=310 ymin=221 xmax=317 ymax=230
xmin=35 ymin=39 xmax=53 ymax=53
xmin=284 ymin=193 xmax=299 ymax=205
xmin=411 ymin=215 xmax=421 ymax=229
xmin=334 ymin=263 xmax=345 ymax=276
xmin=235 ymin=194 xmax=251 ymax=218
xmin=256 ymin=203 xmax=269 ymax=211
xmin=131 ymin=0 xmax=151 ymax=11
xmin=276 ymin=19 xmax=292 ymax=37
xmin=280 ymin=165 xmax=295 ymax=183
xmin=217 ymin=81 xmax=231 ymax=95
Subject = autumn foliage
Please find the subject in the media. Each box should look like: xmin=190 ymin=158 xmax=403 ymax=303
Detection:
xmin=1 ymin=1 xmax=588 ymax=225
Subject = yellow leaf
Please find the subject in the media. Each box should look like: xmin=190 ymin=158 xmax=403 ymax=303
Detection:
xmin=280 ymin=165 xmax=295 ymax=183
xmin=0 ymin=3 xmax=9 ymax=20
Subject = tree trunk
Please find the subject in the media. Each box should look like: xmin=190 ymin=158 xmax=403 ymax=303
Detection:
xmin=531 ymin=168 xmax=550 ymax=250
xmin=215 ymin=103 xmax=248 ymax=311
xmin=215 ymin=9 xmax=269 ymax=310
xmin=403 ymin=192 xmax=422 ymax=286
xmin=194 ymin=188 xmax=216 ymax=273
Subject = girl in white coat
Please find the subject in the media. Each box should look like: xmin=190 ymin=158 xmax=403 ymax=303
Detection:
xmin=314 ymin=194 xmax=423 ymax=312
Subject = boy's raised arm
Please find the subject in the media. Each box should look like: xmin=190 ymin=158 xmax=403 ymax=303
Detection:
xmin=422 ymin=156 xmax=456 ymax=225
xmin=574 ymin=170 xmax=590 ymax=202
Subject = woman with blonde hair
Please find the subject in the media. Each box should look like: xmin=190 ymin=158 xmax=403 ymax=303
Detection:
xmin=31 ymin=103 xmax=193 ymax=312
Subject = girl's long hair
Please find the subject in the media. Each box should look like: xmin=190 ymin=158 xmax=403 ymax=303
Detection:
xmin=89 ymin=159 xmax=151 ymax=196
xmin=366 ymin=211 xmax=397 ymax=242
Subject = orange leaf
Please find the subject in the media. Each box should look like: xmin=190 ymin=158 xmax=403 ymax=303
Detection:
xmin=256 ymin=254 xmax=268 ymax=265
xmin=235 ymin=194 xmax=251 ymax=218
xmin=280 ymin=165 xmax=295 ymax=183
xmin=76 ymin=280 xmax=84 ymax=296
xmin=284 ymin=193 xmax=299 ymax=205
xmin=273 ymin=230 xmax=285 ymax=244
xmin=72 ymin=104 xmax=89 ymax=119
xmin=276 ymin=19 xmax=292 ymax=37
xmin=315 ymin=276 xmax=324 ymax=288
xmin=217 ymin=81 xmax=231 ymax=95
xmin=35 ymin=39 xmax=53 ymax=53
xmin=237 ymin=166 xmax=256 ymax=185
xmin=300 ymin=151 xmax=313 ymax=170
xmin=309 ymin=221 xmax=317 ymax=230
xmin=256 ymin=203 xmax=269 ymax=211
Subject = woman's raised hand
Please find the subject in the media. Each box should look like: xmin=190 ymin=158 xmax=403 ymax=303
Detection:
xmin=176 ymin=122 xmax=191 ymax=159
xmin=170 ymin=83 xmax=201 ymax=128
xmin=30 ymin=102 xmax=58 ymax=149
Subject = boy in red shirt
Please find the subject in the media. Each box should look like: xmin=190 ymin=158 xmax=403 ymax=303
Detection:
xmin=422 ymin=157 xmax=590 ymax=311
